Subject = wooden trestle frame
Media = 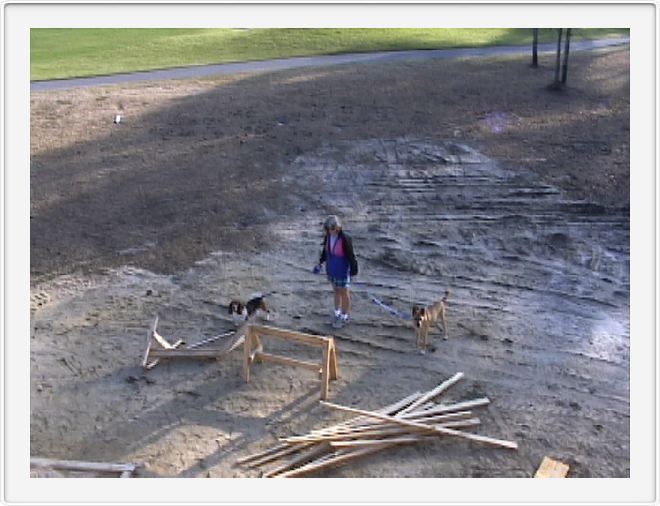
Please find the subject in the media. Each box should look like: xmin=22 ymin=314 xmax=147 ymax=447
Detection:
xmin=142 ymin=316 xmax=246 ymax=370
xmin=244 ymin=324 xmax=339 ymax=400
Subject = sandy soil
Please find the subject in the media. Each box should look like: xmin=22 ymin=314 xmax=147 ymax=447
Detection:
xmin=30 ymin=47 xmax=629 ymax=478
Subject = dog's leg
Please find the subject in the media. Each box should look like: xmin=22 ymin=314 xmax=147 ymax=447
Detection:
xmin=422 ymin=324 xmax=430 ymax=352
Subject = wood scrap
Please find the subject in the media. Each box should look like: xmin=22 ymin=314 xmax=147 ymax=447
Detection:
xmin=534 ymin=456 xmax=570 ymax=477
xmin=236 ymin=372 xmax=519 ymax=477
xmin=30 ymin=457 xmax=139 ymax=477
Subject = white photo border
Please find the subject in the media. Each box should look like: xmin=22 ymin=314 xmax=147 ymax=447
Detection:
xmin=3 ymin=2 xmax=655 ymax=505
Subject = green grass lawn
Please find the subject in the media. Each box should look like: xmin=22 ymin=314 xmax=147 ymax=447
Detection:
xmin=31 ymin=28 xmax=629 ymax=81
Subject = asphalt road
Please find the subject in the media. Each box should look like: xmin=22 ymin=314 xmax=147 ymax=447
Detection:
xmin=31 ymin=37 xmax=629 ymax=92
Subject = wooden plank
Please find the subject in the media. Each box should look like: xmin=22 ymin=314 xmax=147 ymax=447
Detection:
xmin=141 ymin=316 xmax=159 ymax=367
xmin=241 ymin=444 xmax=313 ymax=468
xmin=249 ymin=335 xmax=264 ymax=363
xmin=275 ymin=446 xmax=388 ymax=478
xmin=320 ymin=401 xmax=518 ymax=450
xmin=142 ymin=339 xmax=153 ymax=368
xmin=186 ymin=330 xmax=234 ymax=349
xmin=263 ymin=442 xmax=332 ymax=478
xmin=148 ymin=348 xmax=231 ymax=358
xmin=153 ymin=330 xmax=175 ymax=349
xmin=328 ymin=339 xmax=339 ymax=380
xmin=243 ymin=326 xmax=253 ymax=382
xmin=281 ymin=411 xmax=476 ymax=443
xmin=289 ymin=392 xmax=424 ymax=440
xmin=320 ymin=342 xmax=330 ymax=400
xmin=253 ymin=352 xmax=321 ymax=372
xmin=30 ymin=457 xmax=136 ymax=473
xmin=251 ymin=324 xmax=331 ymax=347
xmin=328 ymin=418 xmax=482 ymax=447
xmin=404 ymin=397 xmax=491 ymax=418
xmin=224 ymin=333 xmax=245 ymax=355
xmin=400 ymin=372 xmax=464 ymax=414
xmin=144 ymin=338 xmax=184 ymax=370
xmin=237 ymin=443 xmax=291 ymax=466
xmin=331 ymin=435 xmax=436 ymax=447
xmin=534 ymin=456 xmax=570 ymax=478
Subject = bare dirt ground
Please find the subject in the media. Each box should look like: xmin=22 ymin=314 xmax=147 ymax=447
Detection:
xmin=30 ymin=47 xmax=630 ymax=478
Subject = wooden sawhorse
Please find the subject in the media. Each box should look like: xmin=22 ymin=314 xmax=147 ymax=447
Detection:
xmin=244 ymin=324 xmax=338 ymax=400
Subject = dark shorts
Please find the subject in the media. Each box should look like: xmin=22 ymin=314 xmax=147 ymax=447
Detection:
xmin=328 ymin=275 xmax=351 ymax=288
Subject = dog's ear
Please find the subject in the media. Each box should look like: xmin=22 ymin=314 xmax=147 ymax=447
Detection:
xmin=228 ymin=302 xmax=235 ymax=314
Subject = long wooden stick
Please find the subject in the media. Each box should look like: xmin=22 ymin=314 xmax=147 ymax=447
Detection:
xmin=263 ymin=442 xmax=332 ymax=478
xmin=30 ymin=458 xmax=136 ymax=473
xmin=296 ymin=391 xmax=424 ymax=439
xmin=141 ymin=316 xmax=159 ymax=367
xmin=274 ymin=446 xmax=389 ymax=478
xmin=148 ymin=348 xmax=234 ymax=358
xmin=320 ymin=401 xmax=517 ymax=450
xmin=237 ymin=442 xmax=290 ymax=466
xmin=329 ymin=418 xmax=482 ymax=447
xmin=281 ymin=411 xmax=476 ymax=443
xmin=331 ymin=436 xmax=436 ymax=447
xmin=251 ymin=325 xmax=332 ymax=347
xmin=245 ymin=443 xmax=314 ymax=469
xmin=400 ymin=372 xmax=464 ymax=414
xmin=325 ymin=417 xmax=480 ymax=447
xmin=186 ymin=330 xmax=235 ymax=349
xmin=402 ymin=397 xmax=491 ymax=418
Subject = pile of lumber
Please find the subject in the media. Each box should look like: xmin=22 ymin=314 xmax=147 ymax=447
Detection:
xmin=237 ymin=372 xmax=518 ymax=477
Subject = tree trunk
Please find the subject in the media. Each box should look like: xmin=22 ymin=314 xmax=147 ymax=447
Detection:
xmin=553 ymin=28 xmax=563 ymax=85
xmin=561 ymin=28 xmax=572 ymax=84
xmin=531 ymin=28 xmax=539 ymax=67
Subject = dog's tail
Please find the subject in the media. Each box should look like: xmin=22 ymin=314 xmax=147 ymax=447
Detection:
xmin=442 ymin=289 xmax=450 ymax=303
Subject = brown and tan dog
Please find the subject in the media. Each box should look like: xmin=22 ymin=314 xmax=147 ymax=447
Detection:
xmin=411 ymin=290 xmax=450 ymax=352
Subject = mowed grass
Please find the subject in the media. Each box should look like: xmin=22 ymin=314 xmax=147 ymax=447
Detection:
xmin=31 ymin=28 xmax=628 ymax=81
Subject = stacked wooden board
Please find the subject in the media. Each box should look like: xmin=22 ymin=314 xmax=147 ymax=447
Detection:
xmin=237 ymin=372 xmax=518 ymax=477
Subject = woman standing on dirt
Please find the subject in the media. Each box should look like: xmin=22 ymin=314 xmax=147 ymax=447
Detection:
xmin=313 ymin=215 xmax=358 ymax=329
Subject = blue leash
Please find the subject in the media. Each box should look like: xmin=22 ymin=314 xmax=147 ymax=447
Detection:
xmin=366 ymin=292 xmax=412 ymax=321
xmin=313 ymin=266 xmax=412 ymax=321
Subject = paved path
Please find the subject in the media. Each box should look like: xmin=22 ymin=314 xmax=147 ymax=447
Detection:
xmin=31 ymin=37 xmax=629 ymax=92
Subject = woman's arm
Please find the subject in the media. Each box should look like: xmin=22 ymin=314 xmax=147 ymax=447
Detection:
xmin=344 ymin=235 xmax=358 ymax=276
xmin=319 ymin=235 xmax=328 ymax=265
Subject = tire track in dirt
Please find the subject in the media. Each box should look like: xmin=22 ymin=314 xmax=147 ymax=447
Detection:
xmin=264 ymin=137 xmax=629 ymax=475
